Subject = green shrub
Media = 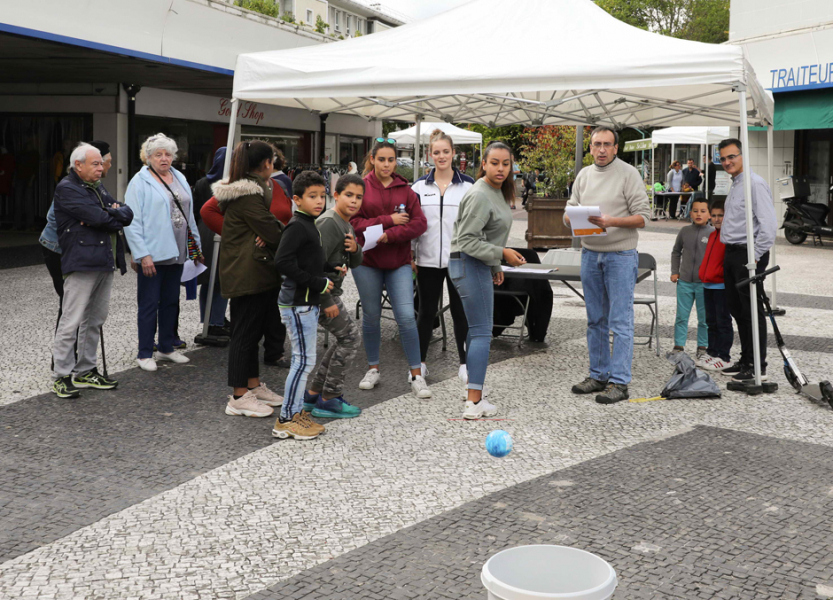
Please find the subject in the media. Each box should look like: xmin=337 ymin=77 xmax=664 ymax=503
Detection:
xmin=234 ymin=0 xmax=279 ymax=19
xmin=315 ymin=15 xmax=329 ymax=33
xmin=280 ymin=11 xmax=295 ymax=23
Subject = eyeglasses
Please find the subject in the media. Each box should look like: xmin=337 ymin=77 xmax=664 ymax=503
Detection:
xmin=591 ymin=142 xmax=615 ymax=149
xmin=375 ymin=137 xmax=396 ymax=145
xmin=719 ymin=153 xmax=741 ymax=163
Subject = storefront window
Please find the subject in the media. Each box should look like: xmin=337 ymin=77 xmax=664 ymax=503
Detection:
xmin=134 ymin=116 xmax=214 ymax=185
xmin=242 ymin=126 xmax=311 ymax=168
xmin=338 ymin=136 xmax=367 ymax=167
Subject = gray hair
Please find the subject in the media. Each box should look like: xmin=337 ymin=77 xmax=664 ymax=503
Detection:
xmin=140 ymin=133 xmax=178 ymax=164
xmin=589 ymin=125 xmax=619 ymax=146
xmin=69 ymin=143 xmax=101 ymax=169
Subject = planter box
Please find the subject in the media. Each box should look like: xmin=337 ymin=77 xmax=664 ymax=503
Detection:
xmin=525 ymin=196 xmax=572 ymax=250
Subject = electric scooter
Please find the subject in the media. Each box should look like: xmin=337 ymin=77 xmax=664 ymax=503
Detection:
xmin=780 ymin=177 xmax=833 ymax=246
xmin=733 ymin=265 xmax=833 ymax=408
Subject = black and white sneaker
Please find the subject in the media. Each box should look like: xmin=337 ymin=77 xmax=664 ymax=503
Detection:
xmin=732 ymin=368 xmax=768 ymax=382
xmin=721 ymin=361 xmax=745 ymax=377
xmin=52 ymin=375 xmax=81 ymax=399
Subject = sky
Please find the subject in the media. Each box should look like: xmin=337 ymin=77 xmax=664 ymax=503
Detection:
xmin=366 ymin=0 xmax=472 ymax=21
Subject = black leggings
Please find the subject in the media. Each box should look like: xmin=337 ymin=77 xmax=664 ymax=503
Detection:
xmin=228 ymin=290 xmax=272 ymax=388
xmin=416 ymin=265 xmax=467 ymax=364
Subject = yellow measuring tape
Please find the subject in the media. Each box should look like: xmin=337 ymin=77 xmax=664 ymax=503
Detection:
xmin=629 ymin=396 xmax=666 ymax=403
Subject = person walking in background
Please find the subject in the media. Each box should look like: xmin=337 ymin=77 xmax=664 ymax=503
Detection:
xmin=680 ymin=158 xmax=703 ymax=219
xmin=698 ymin=200 xmax=734 ymax=372
xmin=124 ymin=133 xmax=201 ymax=372
xmin=411 ymin=129 xmax=474 ymax=388
xmin=191 ymin=147 xmax=229 ymax=339
xmin=717 ymin=138 xmax=777 ymax=382
xmin=350 ymin=139 xmax=431 ymax=399
xmin=211 ymin=141 xmax=285 ymax=417
xmin=450 ymin=141 xmax=526 ymax=419
xmin=565 ymin=126 xmax=650 ymax=405
xmin=272 ymin=171 xmax=332 ymax=440
xmin=51 ymin=143 xmax=133 ymax=398
xmin=302 ymin=174 xmax=365 ymax=420
xmin=665 ymin=161 xmax=683 ymax=219
xmin=670 ymin=197 xmax=713 ymax=360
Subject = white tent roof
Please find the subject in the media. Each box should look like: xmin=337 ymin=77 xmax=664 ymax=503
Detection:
xmin=232 ymin=0 xmax=774 ymax=129
xmin=652 ymin=126 xmax=732 ymax=145
xmin=389 ymin=122 xmax=482 ymax=145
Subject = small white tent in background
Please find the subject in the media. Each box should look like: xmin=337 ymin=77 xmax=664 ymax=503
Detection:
xmin=650 ymin=126 xmax=732 ymax=201
xmin=390 ymin=122 xmax=483 ymax=178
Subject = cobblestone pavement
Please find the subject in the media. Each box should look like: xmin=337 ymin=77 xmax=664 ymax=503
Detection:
xmin=2 ymin=222 xmax=833 ymax=599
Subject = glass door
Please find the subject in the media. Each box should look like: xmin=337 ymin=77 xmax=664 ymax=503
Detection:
xmin=796 ymin=129 xmax=833 ymax=225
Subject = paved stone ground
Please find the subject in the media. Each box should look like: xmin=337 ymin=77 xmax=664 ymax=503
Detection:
xmin=2 ymin=216 xmax=833 ymax=599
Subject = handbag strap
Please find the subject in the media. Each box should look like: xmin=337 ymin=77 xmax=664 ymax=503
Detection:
xmin=148 ymin=164 xmax=189 ymax=223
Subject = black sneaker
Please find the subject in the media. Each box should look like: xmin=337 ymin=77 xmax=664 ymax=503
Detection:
xmin=571 ymin=377 xmax=608 ymax=394
xmin=732 ymin=368 xmax=768 ymax=382
xmin=722 ymin=361 xmax=745 ymax=376
xmin=595 ymin=383 xmax=629 ymax=404
xmin=264 ymin=356 xmax=292 ymax=368
xmin=72 ymin=368 xmax=118 ymax=390
xmin=52 ymin=375 xmax=81 ymax=398
xmin=208 ymin=325 xmax=231 ymax=338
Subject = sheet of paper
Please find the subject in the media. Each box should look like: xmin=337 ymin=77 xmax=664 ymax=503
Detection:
xmin=503 ymin=266 xmax=556 ymax=273
xmin=362 ymin=224 xmax=384 ymax=252
xmin=565 ymin=205 xmax=606 ymax=237
xmin=181 ymin=260 xmax=207 ymax=282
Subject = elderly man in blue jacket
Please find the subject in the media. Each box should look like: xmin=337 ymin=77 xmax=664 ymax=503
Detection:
xmin=51 ymin=143 xmax=133 ymax=398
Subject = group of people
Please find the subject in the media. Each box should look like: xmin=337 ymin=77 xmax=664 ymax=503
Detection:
xmin=41 ymin=124 xmax=777 ymax=429
xmin=663 ymin=158 xmax=704 ymax=220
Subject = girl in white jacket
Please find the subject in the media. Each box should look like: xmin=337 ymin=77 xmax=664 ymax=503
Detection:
xmin=411 ymin=129 xmax=474 ymax=385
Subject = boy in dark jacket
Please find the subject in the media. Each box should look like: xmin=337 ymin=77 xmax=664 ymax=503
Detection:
xmin=698 ymin=200 xmax=733 ymax=372
xmin=302 ymin=174 xmax=365 ymax=419
xmin=272 ymin=171 xmax=333 ymax=440
xmin=670 ymin=198 xmax=713 ymax=360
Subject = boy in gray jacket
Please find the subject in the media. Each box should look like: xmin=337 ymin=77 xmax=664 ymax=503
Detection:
xmin=671 ymin=198 xmax=714 ymax=359
xmin=303 ymin=174 xmax=365 ymax=419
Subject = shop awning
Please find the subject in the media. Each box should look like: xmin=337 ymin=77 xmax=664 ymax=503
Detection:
xmin=624 ymin=139 xmax=653 ymax=152
xmin=770 ymin=88 xmax=833 ymax=131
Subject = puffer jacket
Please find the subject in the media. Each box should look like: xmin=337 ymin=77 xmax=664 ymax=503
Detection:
xmin=699 ymin=229 xmax=726 ymax=284
xmin=212 ymin=175 xmax=283 ymax=299
xmin=411 ymin=168 xmax=474 ymax=269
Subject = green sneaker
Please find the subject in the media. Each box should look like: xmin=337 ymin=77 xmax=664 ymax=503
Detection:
xmin=52 ymin=375 xmax=81 ymax=399
xmin=311 ymin=396 xmax=362 ymax=419
xmin=72 ymin=369 xmax=118 ymax=390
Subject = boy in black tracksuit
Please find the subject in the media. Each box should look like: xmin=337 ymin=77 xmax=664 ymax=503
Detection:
xmin=272 ymin=171 xmax=334 ymax=440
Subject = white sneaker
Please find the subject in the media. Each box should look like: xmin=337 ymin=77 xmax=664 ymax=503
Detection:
xmin=458 ymin=364 xmax=467 ymax=385
xmin=359 ymin=368 xmax=380 ymax=390
xmin=421 ymin=362 xmax=429 ymax=377
xmin=410 ymin=374 xmax=432 ymax=399
xmin=136 ymin=357 xmax=157 ymax=372
xmin=250 ymin=381 xmax=283 ymax=407
xmin=225 ymin=390 xmax=273 ymax=418
xmin=695 ymin=355 xmax=714 ymax=368
xmin=154 ymin=351 xmax=190 ymax=364
xmin=462 ymin=398 xmax=498 ymax=420
xmin=703 ymin=357 xmax=731 ymax=372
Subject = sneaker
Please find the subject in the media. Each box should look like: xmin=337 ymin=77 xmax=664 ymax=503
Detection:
xmin=458 ymin=364 xmax=468 ymax=385
xmin=52 ymin=375 xmax=81 ymax=399
xmin=695 ymin=346 xmax=708 ymax=360
xmin=695 ymin=355 xmax=714 ymax=368
xmin=359 ymin=368 xmax=380 ymax=390
xmin=703 ymin=358 xmax=731 ymax=372
xmin=410 ymin=374 xmax=432 ymax=399
xmin=303 ymin=390 xmax=320 ymax=412
xmin=571 ymin=377 xmax=608 ymax=394
xmin=595 ymin=383 xmax=629 ymax=404
xmin=207 ymin=325 xmax=231 ymax=339
xmin=154 ymin=350 xmax=190 ymax=364
xmin=670 ymin=346 xmax=685 ymax=354
xmin=300 ymin=410 xmax=326 ymax=434
xmin=721 ymin=361 xmax=745 ymax=376
xmin=312 ymin=396 xmax=362 ymax=419
xmin=136 ymin=357 xmax=158 ymax=372
xmin=272 ymin=412 xmax=321 ymax=440
xmin=72 ymin=368 xmax=118 ymax=390
xmin=173 ymin=339 xmax=187 ymax=350
xmin=264 ymin=356 xmax=291 ymax=368
xmin=462 ymin=398 xmax=498 ymax=419
xmin=420 ymin=362 xmax=429 ymax=377
xmin=250 ymin=381 xmax=283 ymax=407
xmin=732 ymin=368 xmax=768 ymax=382
xmin=225 ymin=391 xmax=273 ymax=417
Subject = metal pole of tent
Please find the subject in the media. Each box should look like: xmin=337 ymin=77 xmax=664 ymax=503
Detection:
xmin=413 ymin=116 xmax=422 ymax=183
xmin=651 ymin=146 xmax=655 ymax=217
xmin=738 ymin=88 xmax=763 ymax=387
xmin=574 ymin=125 xmax=583 ymax=180
xmin=767 ymin=125 xmax=782 ymax=315
xmin=706 ymin=146 xmax=710 ymax=201
xmin=201 ymin=99 xmax=239 ymax=340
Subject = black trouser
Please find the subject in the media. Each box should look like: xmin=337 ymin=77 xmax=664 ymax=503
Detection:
xmin=42 ymin=245 xmax=76 ymax=369
xmin=228 ymin=290 xmax=272 ymax=388
xmin=704 ymin=287 xmax=733 ymax=362
xmin=723 ymin=245 xmax=768 ymax=368
xmin=667 ymin=195 xmax=681 ymax=218
xmin=416 ymin=265 xmax=467 ymax=364
xmin=262 ymin=287 xmax=286 ymax=362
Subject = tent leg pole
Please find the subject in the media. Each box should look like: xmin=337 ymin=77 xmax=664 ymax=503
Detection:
xmin=574 ymin=125 xmax=583 ymax=180
xmin=766 ymin=124 xmax=780 ymax=313
xmin=738 ymin=89 xmax=762 ymax=387
xmin=706 ymin=149 xmax=709 ymax=201
xmin=223 ymin=99 xmax=239 ymax=179
xmin=651 ymin=148 xmax=655 ymax=217
xmin=414 ymin=115 xmax=422 ymax=183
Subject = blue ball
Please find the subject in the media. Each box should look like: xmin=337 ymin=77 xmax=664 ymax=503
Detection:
xmin=485 ymin=430 xmax=513 ymax=458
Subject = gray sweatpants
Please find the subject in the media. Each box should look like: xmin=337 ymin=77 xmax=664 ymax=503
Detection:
xmin=310 ymin=296 xmax=360 ymax=398
xmin=52 ymin=270 xmax=114 ymax=379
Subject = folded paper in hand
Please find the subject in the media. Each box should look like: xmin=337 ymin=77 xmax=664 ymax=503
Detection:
xmin=565 ymin=206 xmax=606 ymax=237
xmin=362 ymin=224 xmax=384 ymax=252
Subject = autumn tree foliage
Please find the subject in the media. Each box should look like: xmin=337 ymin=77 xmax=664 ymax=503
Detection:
xmin=519 ymin=126 xmax=593 ymax=197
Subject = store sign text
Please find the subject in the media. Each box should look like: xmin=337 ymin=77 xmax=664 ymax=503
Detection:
xmin=219 ymin=99 xmax=265 ymax=125
xmin=770 ymin=63 xmax=833 ymax=91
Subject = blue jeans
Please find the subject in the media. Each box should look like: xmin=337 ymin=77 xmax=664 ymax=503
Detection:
xmin=352 ymin=264 xmax=421 ymax=369
xmin=581 ymin=249 xmax=638 ymax=385
xmin=137 ymin=263 xmax=183 ymax=359
xmin=674 ymin=280 xmax=707 ymax=348
xmin=199 ymin=281 xmax=228 ymax=327
xmin=280 ymin=305 xmax=320 ymax=419
xmin=448 ymin=252 xmax=493 ymax=390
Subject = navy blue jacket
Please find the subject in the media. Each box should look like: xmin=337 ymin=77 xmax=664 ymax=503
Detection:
xmin=54 ymin=170 xmax=134 ymax=275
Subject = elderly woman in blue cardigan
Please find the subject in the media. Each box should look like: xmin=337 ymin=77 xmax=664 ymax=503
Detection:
xmin=124 ymin=133 xmax=201 ymax=372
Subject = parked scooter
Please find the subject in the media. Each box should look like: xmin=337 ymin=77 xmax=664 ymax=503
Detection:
xmin=779 ymin=176 xmax=833 ymax=245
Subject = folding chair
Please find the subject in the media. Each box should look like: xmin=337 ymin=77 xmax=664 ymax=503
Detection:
xmin=633 ymin=252 xmax=661 ymax=356
xmin=492 ymin=289 xmax=530 ymax=346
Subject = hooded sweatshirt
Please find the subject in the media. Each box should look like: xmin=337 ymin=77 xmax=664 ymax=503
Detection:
xmin=671 ymin=222 xmax=714 ymax=284
xmin=350 ymin=171 xmax=427 ymax=270
xmin=698 ymin=229 xmax=726 ymax=287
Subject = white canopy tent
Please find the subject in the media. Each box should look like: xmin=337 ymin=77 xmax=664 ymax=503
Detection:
xmin=213 ymin=0 xmax=776 ymax=386
xmin=650 ymin=126 xmax=731 ymax=202
xmin=390 ymin=122 xmax=483 ymax=177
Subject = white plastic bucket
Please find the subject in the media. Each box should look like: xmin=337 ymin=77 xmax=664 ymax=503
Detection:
xmin=481 ymin=545 xmax=617 ymax=600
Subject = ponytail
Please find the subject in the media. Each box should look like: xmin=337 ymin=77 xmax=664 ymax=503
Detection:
xmin=478 ymin=141 xmax=515 ymax=203
xmin=227 ymin=140 xmax=274 ymax=184
xmin=363 ymin=139 xmax=397 ymax=176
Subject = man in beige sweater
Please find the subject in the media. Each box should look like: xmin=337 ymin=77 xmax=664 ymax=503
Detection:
xmin=564 ymin=126 xmax=651 ymax=404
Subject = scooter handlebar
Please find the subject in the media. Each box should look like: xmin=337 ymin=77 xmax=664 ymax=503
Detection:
xmin=736 ymin=265 xmax=781 ymax=289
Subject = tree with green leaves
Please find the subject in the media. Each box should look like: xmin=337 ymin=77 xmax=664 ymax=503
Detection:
xmin=595 ymin=0 xmax=729 ymax=44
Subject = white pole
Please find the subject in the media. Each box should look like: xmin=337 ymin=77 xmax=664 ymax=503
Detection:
xmin=651 ymin=146 xmax=655 ymax=216
xmin=706 ymin=146 xmax=710 ymax=200
xmin=767 ymin=124 xmax=779 ymax=311
xmin=223 ymin=99 xmax=239 ymax=179
xmin=738 ymin=89 xmax=762 ymax=387
xmin=413 ymin=115 xmax=422 ymax=183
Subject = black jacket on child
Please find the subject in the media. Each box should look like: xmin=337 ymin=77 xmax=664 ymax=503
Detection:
xmin=275 ymin=210 xmax=332 ymax=307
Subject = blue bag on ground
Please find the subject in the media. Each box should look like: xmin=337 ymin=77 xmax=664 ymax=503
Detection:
xmin=661 ymin=352 xmax=721 ymax=399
